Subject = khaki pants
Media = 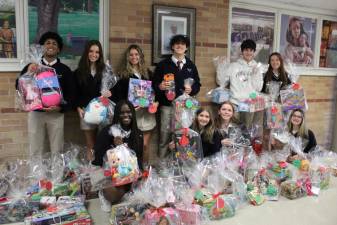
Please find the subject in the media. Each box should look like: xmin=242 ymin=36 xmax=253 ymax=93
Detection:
xmin=158 ymin=106 xmax=173 ymax=158
xmin=28 ymin=111 xmax=64 ymax=158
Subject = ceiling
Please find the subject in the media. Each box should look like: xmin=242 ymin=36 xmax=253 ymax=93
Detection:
xmin=270 ymin=0 xmax=337 ymax=11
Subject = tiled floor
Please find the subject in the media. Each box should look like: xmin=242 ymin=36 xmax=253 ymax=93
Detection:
xmin=88 ymin=177 xmax=337 ymax=225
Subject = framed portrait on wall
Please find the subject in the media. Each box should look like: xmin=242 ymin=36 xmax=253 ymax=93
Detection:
xmin=320 ymin=20 xmax=337 ymax=68
xmin=230 ymin=7 xmax=275 ymax=64
xmin=152 ymin=4 xmax=195 ymax=64
xmin=280 ymin=14 xmax=317 ymax=67
xmin=0 ymin=0 xmax=17 ymax=59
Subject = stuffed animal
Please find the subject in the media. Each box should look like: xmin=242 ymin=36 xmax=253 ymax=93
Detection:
xmin=84 ymin=97 xmax=112 ymax=125
xmin=35 ymin=70 xmax=62 ymax=107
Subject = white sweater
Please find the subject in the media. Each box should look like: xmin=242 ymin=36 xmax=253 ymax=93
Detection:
xmin=216 ymin=58 xmax=263 ymax=105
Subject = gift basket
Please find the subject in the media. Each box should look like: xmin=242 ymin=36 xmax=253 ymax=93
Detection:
xmin=280 ymin=83 xmax=307 ymax=112
xmin=163 ymin=73 xmax=176 ymax=101
xmin=105 ymin=144 xmax=140 ymax=187
xmin=17 ymin=45 xmax=63 ymax=111
xmin=206 ymin=87 xmax=231 ymax=104
xmin=308 ymin=149 xmax=332 ymax=191
xmin=238 ymin=92 xmax=266 ymax=113
xmin=110 ymin=201 xmax=150 ymax=225
xmin=173 ymin=128 xmax=203 ymax=164
xmin=266 ymin=102 xmax=284 ymax=129
xmin=84 ymin=62 xmax=117 ymax=125
xmin=280 ymin=173 xmax=312 ymax=200
xmin=128 ymin=78 xmax=157 ymax=113
xmin=172 ymin=93 xmax=199 ymax=131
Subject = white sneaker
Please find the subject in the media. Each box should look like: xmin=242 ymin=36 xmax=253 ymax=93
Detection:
xmin=98 ymin=190 xmax=111 ymax=212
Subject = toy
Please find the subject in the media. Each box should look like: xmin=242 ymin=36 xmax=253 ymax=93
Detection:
xmin=172 ymin=94 xmax=199 ymax=130
xmin=83 ymin=97 xmax=115 ymax=125
xmin=238 ymin=92 xmax=266 ymax=112
xmin=174 ymin=128 xmax=203 ymax=163
xmin=128 ymin=78 xmax=155 ymax=108
xmin=163 ymin=73 xmax=175 ymax=101
xmin=280 ymin=83 xmax=307 ymax=111
xmin=206 ymin=87 xmax=230 ymax=104
xmin=105 ymin=145 xmax=140 ymax=186
xmin=35 ymin=70 xmax=62 ymax=107
xmin=266 ymin=103 xmax=284 ymax=129
xmin=17 ymin=75 xmax=43 ymax=111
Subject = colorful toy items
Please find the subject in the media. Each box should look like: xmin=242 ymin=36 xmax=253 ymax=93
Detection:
xmin=172 ymin=94 xmax=199 ymax=130
xmin=83 ymin=97 xmax=115 ymax=125
xmin=280 ymin=83 xmax=307 ymax=111
xmin=35 ymin=70 xmax=62 ymax=107
xmin=238 ymin=92 xmax=266 ymax=112
xmin=163 ymin=73 xmax=176 ymax=101
xmin=174 ymin=128 xmax=203 ymax=163
xmin=128 ymin=78 xmax=156 ymax=109
xmin=266 ymin=103 xmax=284 ymax=129
xmin=105 ymin=145 xmax=140 ymax=186
xmin=17 ymin=75 xmax=43 ymax=111
xmin=206 ymin=87 xmax=230 ymax=104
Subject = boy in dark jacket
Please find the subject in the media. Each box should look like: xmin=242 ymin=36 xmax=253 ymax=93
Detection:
xmin=16 ymin=31 xmax=75 ymax=158
xmin=152 ymin=34 xmax=201 ymax=158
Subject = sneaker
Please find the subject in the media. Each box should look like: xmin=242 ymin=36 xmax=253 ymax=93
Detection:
xmin=98 ymin=190 xmax=111 ymax=212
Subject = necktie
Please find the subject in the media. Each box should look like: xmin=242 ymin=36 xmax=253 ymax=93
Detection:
xmin=177 ymin=61 xmax=182 ymax=70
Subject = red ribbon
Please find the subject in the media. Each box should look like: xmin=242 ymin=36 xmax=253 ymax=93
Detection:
xmin=99 ymin=96 xmax=109 ymax=106
xmin=179 ymin=128 xmax=190 ymax=147
xmin=292 ymin=83 xmax=300 ymax=90
xmin=304 ymin=178 xmax=313 ymax=196
xmin=150 ymin=208 xmax=167 ymax=217
xmin=39 ymin=179 xmax=52 ymax=191
xmin=142 ymin=170 xmax=149 ymax=178
xmin=212 ymin=192 xmax=222 ymax=199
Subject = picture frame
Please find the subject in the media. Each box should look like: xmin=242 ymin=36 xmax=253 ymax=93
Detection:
xmin=152 ymin=4 xmax=196 ymax=64
xmin=279 ymin=14 xmax=317 ymax=67
xmin=27 ymin=0 xmax=110 ymax=69
xmin=230 ymin=7 xmax=275 ymax=64
xmin=319 ymin=20 xmax=337 ymax=68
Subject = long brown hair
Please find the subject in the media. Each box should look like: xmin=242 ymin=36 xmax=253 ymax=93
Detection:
xmin=190 ymin=107 xmax=215 ymax=143
xmin=117 ymin=44 xmax=148 ymax=80
xmin=265 ymin=52 xmax=289 ymax=88
xmin=76 ymin=40 xmax=105 ymax=85
xmin=214 ymin=101 xmax=239 ymax=129
xmin=287 ymin=109 xmax=308 ymax=138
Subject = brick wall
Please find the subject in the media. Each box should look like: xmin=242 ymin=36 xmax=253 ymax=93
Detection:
xmin=0 ymin=0 xmax=336 ymax=161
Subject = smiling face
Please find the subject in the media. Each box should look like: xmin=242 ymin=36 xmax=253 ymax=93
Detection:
xmin=290 ymin=20 xmax=301 ymax=40
xmin=43 ymin=38 xmax=59 ymax=58
xmin=88 ymin=44 xmax=100 ymax=63
xmin=291 ymin=110 xmax=303 ymax=127
xmin=197 ymin=110 xmax=210 ymax=128
xmin=242 ymin=48 xmax=255 ymax=62
xmin=119 ymin=104 xmax=132 ymax=127
xmin=219 ymin=103 xmax=234 ymax=123
xmin=128 ymin=48 xmax=140 ymax=66
xmin=172 ymin=41 xmax=187 ymax=57
xmin=270 ymin=54 xmax=281 ymax=71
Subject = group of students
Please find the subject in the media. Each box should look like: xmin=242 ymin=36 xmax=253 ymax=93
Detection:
xmin=16 ymin=31 xmax=317 ymax=211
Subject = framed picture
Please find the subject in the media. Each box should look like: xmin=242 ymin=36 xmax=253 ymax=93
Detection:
xmin=0 ymin=0 xmax=17 ymax=59
xmin=280 ymin=14 xmax=317 ymax=67
xmin=230 ymin=7 xmax=275 ymax=64
xmin=320 ymin=20 xmax=337 ymax=68
xmin=28 ymin=0 xmax=100 ymax=61
xmin=152 ymin=4 xmax=196 ymax=64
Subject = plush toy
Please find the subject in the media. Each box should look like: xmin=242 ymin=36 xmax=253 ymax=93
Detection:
xmin=84 ymin=97 xmax=113 ymax=125
xmin=35 ymin=70 xmax=62 ymax=107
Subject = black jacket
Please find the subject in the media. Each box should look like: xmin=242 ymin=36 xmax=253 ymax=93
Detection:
xmin=261 ymin=72 xmax=292 ymax=94
xmin=16 ymin=58 xmax=75 ymax=112
xmin=291 ymin=129 xmax=317 ymax=153
xmin=152 ymin=56 xmax=201 ymax=106
xmin=92 ymin=125 xmax=143 ymax=170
